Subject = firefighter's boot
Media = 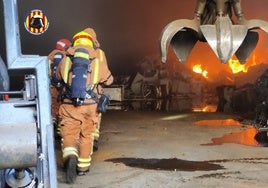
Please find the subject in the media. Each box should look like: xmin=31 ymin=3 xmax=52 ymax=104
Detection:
xmin=93 ymin=140 xmax=99 ymax=152
xmin=65 ymin=155 xmax=77 ymax=184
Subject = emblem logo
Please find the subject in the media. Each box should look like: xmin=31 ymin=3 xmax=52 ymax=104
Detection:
xmin=24 ymin=9 xmax=49 ymax=35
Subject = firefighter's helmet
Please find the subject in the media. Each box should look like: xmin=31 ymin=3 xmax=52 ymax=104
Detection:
xmin=73 ymin=31 xmax=94 ymax=48
xmin=56 ymin=39 xmax=71 ymax=51
xmin=83 ymin=28 xmax=100 ymax=48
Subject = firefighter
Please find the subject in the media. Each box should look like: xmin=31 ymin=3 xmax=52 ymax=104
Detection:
xmin=57 ymin=27 xmax=113 ymax=184
xmin=69 ymin=28 xmax=107 ymax=151
xmin=48 ymin=38 xmax=71 ymax=136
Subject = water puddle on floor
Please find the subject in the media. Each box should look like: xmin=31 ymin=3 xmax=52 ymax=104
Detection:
xmin=194 ymin=119 xmax=268 ymax=147
xmin=105 ymin=120 xmax=268 ymax=172
xmin=202 ymin=126 xmax=262 ymax=146
xmin=105 ymin=158 xmax=224 ymax=171
xmin=123 ymin=98 xmax=202 ymax=112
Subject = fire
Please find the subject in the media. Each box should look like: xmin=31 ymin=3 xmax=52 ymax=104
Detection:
xmin=192 ymin=64 xmax=208 ymax=78
xmin=192 ymin=105 xmax=217 ymax=112
xmin=228 ymin=59 xmax=247 ymax=74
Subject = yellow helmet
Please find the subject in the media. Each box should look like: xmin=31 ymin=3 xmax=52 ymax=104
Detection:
xmin=73 ymin=31 xmax=93 ymax=47
xmin=84 ymin=27 xmax=100 ymax=48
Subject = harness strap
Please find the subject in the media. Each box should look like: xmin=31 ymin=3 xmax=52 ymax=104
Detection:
xmin=59 ymin=83 xmax=99 ymax=104
xmin=62 ymin=101 xmax=97 ymax=105
xmin=101 ymin=73 xmax=112 ymax=84
xmin=62 ymin=56 xmax=72 ymax=83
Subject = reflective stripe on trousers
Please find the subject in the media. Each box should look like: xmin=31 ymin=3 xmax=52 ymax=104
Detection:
xmin=62 ymin=147 xmax=78 ymax=159
xmin=92 ymin=113 xmax=102 ymax=140
xmin=78 ymin=157 xmax=91 ymax=169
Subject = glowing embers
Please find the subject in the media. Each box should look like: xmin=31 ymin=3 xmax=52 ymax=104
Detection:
xmin=192 ymin=64 xmax=208 ymax=78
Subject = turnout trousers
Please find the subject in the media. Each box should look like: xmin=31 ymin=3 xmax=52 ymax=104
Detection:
xmin=59 ymin=100 xmax=98 ymax=171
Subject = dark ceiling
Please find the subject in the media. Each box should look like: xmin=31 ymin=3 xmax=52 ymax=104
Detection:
xmin=1 ymin=0 xmax=268 ymax=75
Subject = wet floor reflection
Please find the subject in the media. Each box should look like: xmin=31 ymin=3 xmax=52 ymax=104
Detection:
xmin=124 ymin=98 xmax=195 ymax=111
xmin=194 ymin=119 xmax=268 ymax=147
xmin=201 ymin=127 xmax=268 ymax=147
xmin=105 ymin=158 xmax=224 ymax=171
xmin=106 ymin=157 xmax=268 ymax=172
xmin=111 ymin=99 xmax=268 ymax=147
xmin=194 ymin=119 xmax=243 ymax=126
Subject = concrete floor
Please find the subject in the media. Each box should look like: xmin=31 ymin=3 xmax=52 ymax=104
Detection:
xmin=57 ymin=110 xmax=268 ymax=188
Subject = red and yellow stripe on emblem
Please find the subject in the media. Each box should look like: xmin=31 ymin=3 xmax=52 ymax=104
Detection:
xmin=24 ymin=9 xmax=49 ymax=35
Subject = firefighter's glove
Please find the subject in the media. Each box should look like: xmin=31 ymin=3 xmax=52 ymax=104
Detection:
xmin=97 ymin=94 xmax=110 ymax=113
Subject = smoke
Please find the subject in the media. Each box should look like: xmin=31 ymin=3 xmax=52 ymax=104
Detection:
xmin=16 ymin=0 xmax=195 ymax=75
xmin=1 ymin=0 xmax=268 ymax=76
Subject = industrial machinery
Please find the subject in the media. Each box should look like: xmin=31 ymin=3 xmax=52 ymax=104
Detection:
xmin=0 ymin=0 xmax=57 ymax=187
xmin=160 ymin=0 xmax=268 ymax=64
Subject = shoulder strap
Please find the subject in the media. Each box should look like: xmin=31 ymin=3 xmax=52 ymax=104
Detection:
xmin=92 ymin=58 xmax=100 ymax=85
xmin=62 ymin=56 xmax=72 ymax=84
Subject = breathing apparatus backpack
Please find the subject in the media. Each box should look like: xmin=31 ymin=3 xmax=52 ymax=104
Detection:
xmin=61 ymin=47 xmax=110 ymax=111
xmin=69 ymin=48 xmax=95 ymax=106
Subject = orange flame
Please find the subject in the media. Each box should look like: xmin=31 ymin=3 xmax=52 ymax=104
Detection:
xmin=192 ymin=64 xmax=208 ymax=78
xmin=228 ymin=59 xmax=247 ymax=74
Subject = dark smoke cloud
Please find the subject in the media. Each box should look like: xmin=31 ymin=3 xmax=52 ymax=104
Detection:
xmin=16 ymin=0 xmax=193 ymax=75
xmin=1 ymin=0 xmax=268 ymax=75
